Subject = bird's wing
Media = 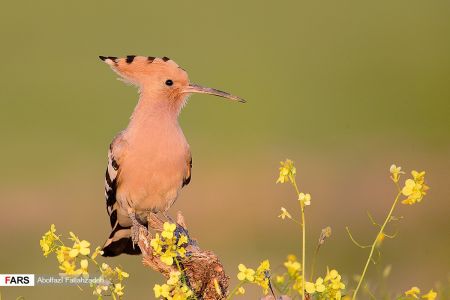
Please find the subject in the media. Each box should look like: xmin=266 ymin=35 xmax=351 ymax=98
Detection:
xmin=182 ymin=154 xmax=192 ymax=187
xmin=102 ymin=137 xmax=141 ymax=257
xmin=104 ymin=142 xmax=120 ymax=228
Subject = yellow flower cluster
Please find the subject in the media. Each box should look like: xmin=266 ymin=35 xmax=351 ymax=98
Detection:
xmin=153 ymin=271 xmax=194 ymax=300
xmin=255 ymin=260 xmax=271 ymax=294
xmin=39 ymin=225 xmax=129 ymax=299
xmin=276 ymin=159 xmax=296 ymax=184
xmin=39 ymin=224 xmax=58 ymax=257
xmin=284 ymin=255 xmax=301 ymax=278
xmin=236 ymin=260 xmax=271 ymax=295
xmin=305 ymin=268 xmax=346 ymax=300
xmin=95 ymin=263 xmax=129 ymax=298
xmin=404 ymin=286 xmax=437 ymax=300
xmin=401 ymin=170 xmax=429 ymax=205
xmin=150 ymin=222 xmax=189 ymax=266
xmin=273 ymin=255 xmax=305 ymax=296
xmin=52 ymin=231 xmax=94 ymax=277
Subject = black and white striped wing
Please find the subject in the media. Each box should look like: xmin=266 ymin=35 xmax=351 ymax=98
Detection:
xmin=102 ymin=142 xmax=141 ymax=256
xmin=104 ymin=144 xmax=120 ymax=228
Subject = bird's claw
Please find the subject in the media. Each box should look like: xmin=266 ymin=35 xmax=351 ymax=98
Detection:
xmin=129 ymin=211 xmax=148 ymax=248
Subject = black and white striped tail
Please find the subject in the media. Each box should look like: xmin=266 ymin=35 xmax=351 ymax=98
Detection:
xmin=102 ymin=223 xmax=141 ymax=257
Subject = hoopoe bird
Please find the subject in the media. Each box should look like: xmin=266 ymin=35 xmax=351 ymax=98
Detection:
xmin=99 ymin=55 xmax=244 ymax=257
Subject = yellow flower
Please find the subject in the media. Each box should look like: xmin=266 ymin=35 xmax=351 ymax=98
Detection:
xmin=167 ymin=271 xmax=181 ymax=285
xmin=405 ymin=286 xmax=421 ymax=298
xmin=305 ymin=277 xmax=326 ymax=294
xmin=77 ymin=259 xmax=89 ymax=278
xmin=237 ymin=264 xmax=255 ymax=282
xmin=160 ymin=251 xmax=175 ymax=266
xmin=298 ymin=192 xmax=311 ymax=206
xmin=115 ymin=266 xmax=129 ymax=280
xmin=293 ymin=276 xmax=305 ymax=294
xmin=56 ymin=246 xmax=71 ymax=263
xmin=276 ymin=275 xmax=285 ymax=284
xmin=236 ymin=286 xmax=245 ymax=295
xmin=412 ymin=170 xmax=426 ymax=183
xmin=177 ymin=234 xmax=188 ymax=246
xmin=323 ymin=268 xmax=345 ymax=299
xmin=287 ymin=254 xmax=297 ymax=262
xmin=401 ymin=170 xmax=429 ymax=205
xmin=91 ymin=246 xmax=103 ymax=260
xmin=154 ymin=283 xmax=171 ymax=298
xmin=114 ymin=283 xmax=125 ymax=297
xmin=277 ymin=159 xmax=296 ymax=184
xmin=93 ymin=284 xmax=109 ymax=296
xmin=162 ymin=222 xmax=177 ymax=239
xmin=150 ymin=233 xmax=163 ymax=254
xmin=68 ymin=233 xmax=91 ymax=258
xmin=172 ymin=284 xmax=193 ymax=300
xmin=177 ymin=247 xmax=186 ymax=258
xmin=257 ymin=260 xmax=270 ymax=273
xmin=305 ymin=282 xmax=315 ymax=293
xmin=59 ymin=260 xmax=77 ymax=275
xmin=69 ymin=240 xmax=90 ymax=257
xmin=389 ymin=164 xmax=405 ymax=183
xmin=284 ymin=259 xmax=301 ymax=278
xmin=278 ymin=207 xmax=292 ymax=220
xmin=422 ymin=289 xmax=437 ymax=300
xmin=100 ymin=263 xmax=115 ymax=279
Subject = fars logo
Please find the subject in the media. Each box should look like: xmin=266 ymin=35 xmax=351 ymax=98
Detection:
xmin=0 ymin=274 xmax=35 ymax=286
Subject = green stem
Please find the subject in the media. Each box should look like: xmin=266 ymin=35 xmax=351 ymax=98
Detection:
xmin=309 ymin=244 xmax=320 ymax=281
xmin=301 ymin=205 xmax=306 ymax=300
xmin=174 ymin=258 xmax=186 ymax=285
xmin=226 ymin=281 xmax=244 ymax=300
xmin=291 ymin=180 xmax=306 ymax=300
xmin=174 ymin=258 xmax=198 ymax=300
xmin=352 ymin=191 xmax=402 ymax=300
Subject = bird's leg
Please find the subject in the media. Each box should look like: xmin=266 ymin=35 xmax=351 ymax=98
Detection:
xmin=128 ymin=209 xmax=148 ymax=248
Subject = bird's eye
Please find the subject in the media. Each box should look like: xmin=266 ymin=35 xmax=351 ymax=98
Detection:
xmin=165 ymin=79 xmax=173 ymax=86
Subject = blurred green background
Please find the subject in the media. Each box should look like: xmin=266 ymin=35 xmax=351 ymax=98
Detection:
xmin=0 ymin=0 xmax=449 ymax=299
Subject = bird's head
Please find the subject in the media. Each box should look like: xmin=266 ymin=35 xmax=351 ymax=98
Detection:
xmin=99 ymin=55 xmax=244 ymax=112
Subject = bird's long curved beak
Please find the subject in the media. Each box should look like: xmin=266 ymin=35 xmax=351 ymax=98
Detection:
xmin=181 ymin=84 xmax=246 ymax=103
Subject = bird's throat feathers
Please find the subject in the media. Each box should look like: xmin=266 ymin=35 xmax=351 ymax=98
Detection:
xmin=125 ymin=92 xmax=186 ymax=141
xmin=132 ymin=89 xmax=188 ymax=123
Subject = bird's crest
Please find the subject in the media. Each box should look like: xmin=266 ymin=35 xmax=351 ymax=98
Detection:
xmin=99 ymin=55 xmax=184 ymax=86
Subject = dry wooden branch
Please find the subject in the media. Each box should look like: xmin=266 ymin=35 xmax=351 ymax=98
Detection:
xmin=137 ymin=211 xmax=230 ymax=300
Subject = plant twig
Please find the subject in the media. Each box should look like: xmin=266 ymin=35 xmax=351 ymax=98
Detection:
xmin=352 ymin=191 xmax=402 ymax=300
xmin=346 ymin=227 xmax=371 ymax=249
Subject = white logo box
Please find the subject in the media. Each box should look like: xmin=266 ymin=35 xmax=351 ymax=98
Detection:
xmin=0 ymin=274 xmax=35 ymax=286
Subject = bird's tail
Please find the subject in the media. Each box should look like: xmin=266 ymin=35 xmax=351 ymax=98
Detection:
xmin=101 ymin=224 xmax=142 ymax=257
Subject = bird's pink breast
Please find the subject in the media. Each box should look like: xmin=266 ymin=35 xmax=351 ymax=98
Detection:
xmin=115 ymin=120 xmax=190 ymax=213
